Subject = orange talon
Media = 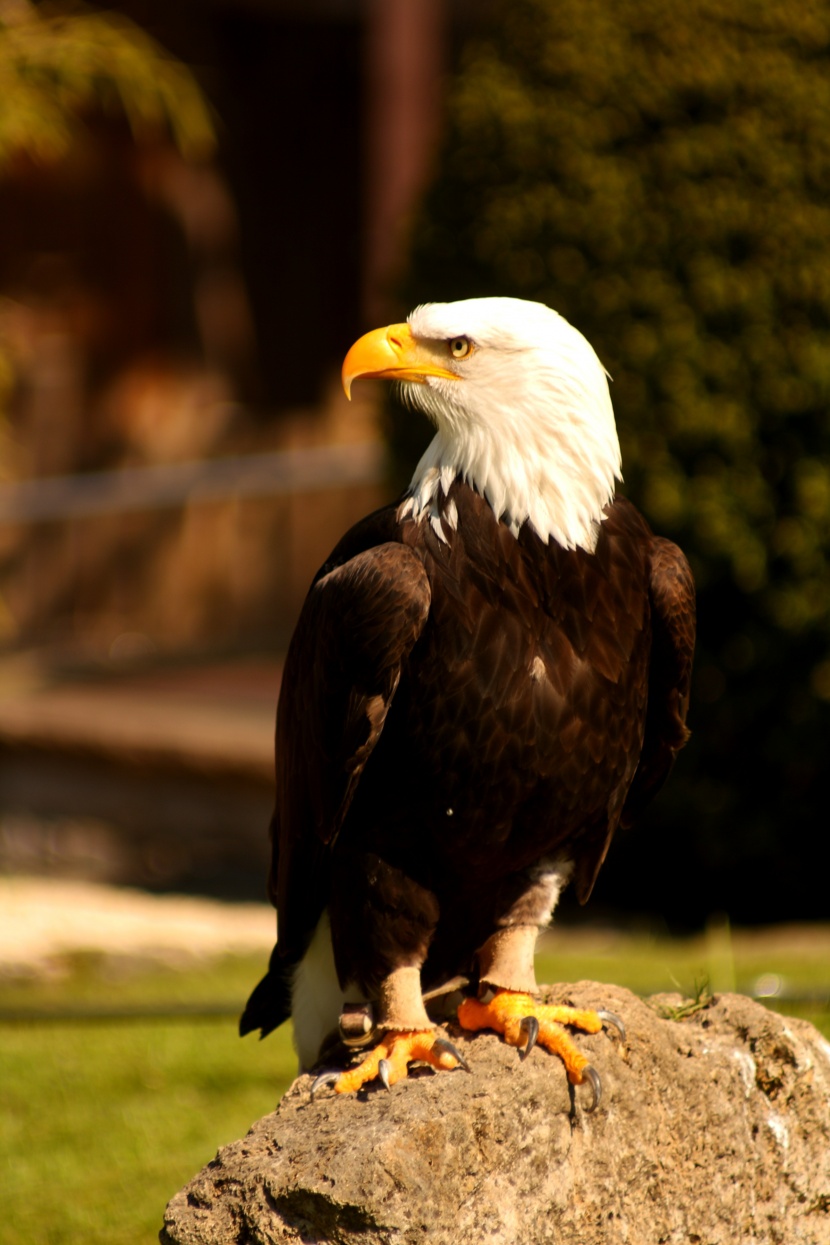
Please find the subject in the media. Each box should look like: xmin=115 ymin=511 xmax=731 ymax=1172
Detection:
xmin=329 ymin=1029 xmax=467 ymax=1095
xmin=457 ymin=990 xmax=610 ymax=1090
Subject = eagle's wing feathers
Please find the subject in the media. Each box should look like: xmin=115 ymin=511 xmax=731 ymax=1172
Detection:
xmin=240 ymin=537 xmax=430 ymax=1041
xmin=621 ymin=535 xmax=696 ymax=825
xmin=274 ymin=540 xmax=431 ymax=961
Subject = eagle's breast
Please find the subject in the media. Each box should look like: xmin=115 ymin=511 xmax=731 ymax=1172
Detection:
xmin=369 ymin=480 xmax=653 ymax=878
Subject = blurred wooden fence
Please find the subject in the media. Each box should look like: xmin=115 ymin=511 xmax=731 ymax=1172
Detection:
xmin=0 ymin=441 xmax=388 ymax=658
xmin=0 ymin=441 xmax=388 ymax=897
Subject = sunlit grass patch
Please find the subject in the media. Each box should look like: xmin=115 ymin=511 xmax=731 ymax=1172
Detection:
xmin=0 ymin=956 xmax=295 ymax=1245
xmin=537 ymin=921 xmax=830 ymax=1038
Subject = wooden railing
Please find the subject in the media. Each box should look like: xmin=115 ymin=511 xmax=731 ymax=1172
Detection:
xmin=0 ymin=442 xmax=387 ymax=524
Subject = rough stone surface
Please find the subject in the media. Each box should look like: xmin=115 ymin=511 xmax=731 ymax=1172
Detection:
xmin=161 ymin=984 xmax=830 ymax=1245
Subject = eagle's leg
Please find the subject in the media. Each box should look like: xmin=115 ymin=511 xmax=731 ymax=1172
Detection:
xmin=457 ymin=924 xmax=622 ymax=1109
xmin=316 ymin=966 xmax=469 ymax=1095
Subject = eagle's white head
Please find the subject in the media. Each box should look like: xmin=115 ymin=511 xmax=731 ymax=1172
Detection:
xmin=342 ymin=297 xmax=621 ymax=553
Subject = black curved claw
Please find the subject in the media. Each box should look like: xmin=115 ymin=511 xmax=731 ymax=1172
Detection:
xmin=596 ymin=1010 xmax=626 ymax=1043
xmin=519 ymin=1015 xmax=540 ymax=1061
xmin=310 ymin=1070 xmax=341 ymax=1100
xmin=378 ymin=1058 xmax=393 ymax=1091
xmin=433 ymin=1037 xmax=472 ymax=1072
xmin=580 ymin=1065 xmax=602 ymax=1113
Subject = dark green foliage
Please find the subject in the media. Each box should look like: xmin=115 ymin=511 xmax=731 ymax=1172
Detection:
xmin=400 ymin=0 xmax=830 ymax=924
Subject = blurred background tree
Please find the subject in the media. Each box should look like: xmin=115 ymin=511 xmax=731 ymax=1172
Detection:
xmin=398 ymin=0 xmax=830 ymax=925
xmin=0 ymin=0 xmax=214 ymax=422
xmin=0 ymin=0 xmax=213 ymax=169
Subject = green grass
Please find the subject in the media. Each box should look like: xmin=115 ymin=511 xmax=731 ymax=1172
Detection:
xmin=0 ymin=955 xmax=295 ymax=1245
xmin=536 ymin=920 xmax=830 ymax=1037
xmin=1 ymin=931 xmax=828 ymax=1245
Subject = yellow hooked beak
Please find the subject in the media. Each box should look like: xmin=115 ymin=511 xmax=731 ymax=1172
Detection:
xmin=341 ymin=323 xmax=460 ymax=399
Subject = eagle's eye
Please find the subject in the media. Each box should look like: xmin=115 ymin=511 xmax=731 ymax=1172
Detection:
xmin=449 ymin=337 xmax=472 ymax=360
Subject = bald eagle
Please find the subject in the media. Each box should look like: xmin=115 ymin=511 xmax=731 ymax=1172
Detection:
xmin=241 ymin=297 xmax=695 ymax=1106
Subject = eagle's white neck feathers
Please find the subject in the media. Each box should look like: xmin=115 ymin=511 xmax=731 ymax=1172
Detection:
xmin=399 ymin=298 xmax=621 ymax=553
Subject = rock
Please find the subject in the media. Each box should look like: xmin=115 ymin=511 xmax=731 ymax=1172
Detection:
xmin=160 ymin=983 xmax=830 ymax=1245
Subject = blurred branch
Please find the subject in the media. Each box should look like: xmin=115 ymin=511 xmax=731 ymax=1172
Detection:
xmin=0 ymin=0 xmax=217 ymax=425
xmin=0 ymin=0 xmax=216 ymax=170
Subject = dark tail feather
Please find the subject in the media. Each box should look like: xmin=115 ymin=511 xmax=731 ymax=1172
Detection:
xmin=239 ymin=944 xmax=293 ymax=1039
